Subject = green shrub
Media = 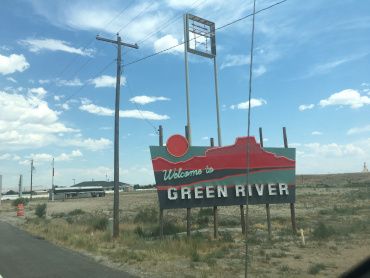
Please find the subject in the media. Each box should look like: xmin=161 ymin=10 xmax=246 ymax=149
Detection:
xmin=198 ymin=208 xmax=213 ymax=217
xmin=312 ymin=222 xmax=335 ymax=239
xmin=196 ymin=216 xmax=209 ymax=227
xmin=134 ymin=207 xmax=158 ymax=224
xmin=12 ymin=197 xmax=29 ymax=207
xmin=134 ymin=221 xmax=183 ymax=238
xmin=219 ymin=231 xmax=234 ymax=242
xmin=308 ymin=263 xmax=326 ymax=274
xmin=35 ymin=203 xmax=47 ymax=218
xmin=88 ymin=216 xmax=109 ymax=231
xmin=51 ymin=212 xmax=66 ymax=218
xmin=68 ymin=209 xmax=85 ymax=216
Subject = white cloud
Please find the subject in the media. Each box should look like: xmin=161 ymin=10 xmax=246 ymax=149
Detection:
xmin=20 ymin=38 xmax=94 ymax=56
xmin=120 ymin=110 xmax=169 ymax=120
xmin=253 ymin=65 xmax=267 ymax=77
xmin=90 ymin=75 xmax=125 ymax=88
xmin=311 ymin=131 xmax=322 ymax=136
xmin=0 ymin=153 xmax=20 ymax=161
xmin=56 ymin=78 xmax=83 ymax=87
xmin=26 ymin=149 xmax=83 ymax=163
xmin=307 ymin=54 xmax=367 ymax=77
xmin=230 ymin=98 xmax=267 ymax=110
xmin=153 ymin=35 xmax=183 ymax=53
xmin=0 ymin=53 xmax=30 ymax=75
xmin=221 ymin=54 xmax=249 ymax=70
xmin=79 ymin=99 xmax=114 ymax=116
xmin=6 ymin=77 xmax=17 ymax=83
xmin=303 ymin=142 xmax=364 ymax=157
xmin=39 ymin=79 xmax=50 ymax=84
xmin=347 ymin=125 xmax=370 ymax=135
xmin=0 ymin=90 xmax=78 ymax=150
xmin=56 ymin=150 xmax=83 ymax=161
xmin=54 ymin=95 xmax=64 ymax=101
xmin=129 ymin=95 xmax=170 ymax=105
xmin=201 ymin=136 xmax=209 ymax=140
xmin=64 ymin=138 xmax=112 ymax=151
xmin=28 ymin=87 xmax=47 ymax=98
xmin=298 ymin=104 xmax=314 ymax=111
xmin=79 ymin=99 xmax=169 ymax=120
xmin=319 ymin=89 xmax=370 ymax=109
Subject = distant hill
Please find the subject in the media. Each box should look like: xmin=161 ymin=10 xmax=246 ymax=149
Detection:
xmin=297 ymin=172 xmax=370 ymax=186
xmin=72 ymin=181 xmax=130 ymax=188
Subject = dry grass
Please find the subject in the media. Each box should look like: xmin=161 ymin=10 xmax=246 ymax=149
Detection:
xmin=1 ymin=175 xmax=369 ymax=277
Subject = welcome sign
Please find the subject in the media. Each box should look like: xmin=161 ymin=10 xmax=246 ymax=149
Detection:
xmin=150 ymin=135 xmax=296 ymax=210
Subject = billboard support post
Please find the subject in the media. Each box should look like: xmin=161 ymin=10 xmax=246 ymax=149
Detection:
xmin=259 ymin=127 xmax=272 ymax=240
xmin=283 ymin=127 xmax=297 ymax=234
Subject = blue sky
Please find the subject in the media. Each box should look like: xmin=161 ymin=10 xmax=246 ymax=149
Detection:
xmin=1 ymin=0 xmax=369 ymax=190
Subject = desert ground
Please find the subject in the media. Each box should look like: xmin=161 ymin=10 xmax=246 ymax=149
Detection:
xmin=0 ymin=173 xmax=369 ymax=277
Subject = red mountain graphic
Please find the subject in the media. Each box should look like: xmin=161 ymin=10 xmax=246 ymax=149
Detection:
xmin=152 ymin=137 xmax=295 ymax=172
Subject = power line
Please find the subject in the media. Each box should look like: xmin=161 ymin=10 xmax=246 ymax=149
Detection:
xmin=123 ymin=0 xmax=287 ymax=67
xmin=43 ymin=1 xmax=137 ymax=96
xmin=124 ymin=76 xmax=161 ymax=135
xmin=116 ymin=2 xmax=157 ymax=35
xmin=62 ymin=59 xmax=115 ymax=103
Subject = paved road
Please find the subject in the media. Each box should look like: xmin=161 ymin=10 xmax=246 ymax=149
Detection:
xmin=0 ymin=221 xmax=135 ymax=278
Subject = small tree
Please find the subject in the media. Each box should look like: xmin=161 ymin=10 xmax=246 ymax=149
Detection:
xmin=35 ymin=203 xmax=47 ymax=218
xmin=12 ymin=197 xmax=29 ymax=207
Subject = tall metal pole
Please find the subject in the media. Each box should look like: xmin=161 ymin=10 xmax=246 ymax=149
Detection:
xmin=52 ymin=158 xmax=55 ymax=201
xmin=96 ymin=34 xmax=138 ymax=238
xmin=183 ymin=14 xmax=192 ymax=145
xmin=213 ymin=56 xmax=222 ymax=147
xmin=245 ymin=0 xmax=257 ymax=277
xmin=30 ymin=159 xmax=33 ymax=201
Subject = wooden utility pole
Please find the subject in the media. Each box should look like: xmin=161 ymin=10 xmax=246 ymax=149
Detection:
xmin=30 ymin=159 xmax=34 ymax=200
xmin=158 ymin=125 xmax=164 ymax=239
xmin=51 ymin=158 xmax=55 ymax=201
xmin=0 ymin=175 xmax=2 ymax=206
xmin=96 ymin=34 xmax=138 ymax=238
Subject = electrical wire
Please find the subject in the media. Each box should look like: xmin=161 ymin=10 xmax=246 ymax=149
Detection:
xmin=245 ymin=0 xmax=257 ymax=276
xmin=43 ymin=1 xmax=136 ymax=95
xmin=123 ymin=0 xmax=287 ymax=67
xmin=62 ymin=59 xmax=115 ymax=103
xmin=124 ymin=78 xmax=161 ymax=135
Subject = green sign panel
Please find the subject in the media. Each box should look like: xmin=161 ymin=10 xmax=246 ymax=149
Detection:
xmin=150 ymin=135 xmax=295 ymax=210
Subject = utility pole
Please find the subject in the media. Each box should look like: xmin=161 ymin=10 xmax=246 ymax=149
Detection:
xmin=0 ymin=175 xmax=2 ymax=206
xmin=73 ymin=179 xmax=75 ymax=185
xmin=19 ymin=174 xmax=23 ymax=198
xmin=96 ymin=33 xmax=138 ymax=238
xmin=51 ymin=158 xmax=55 ymax=201
xmin=30 ymin=159 xmax=34 ymax=200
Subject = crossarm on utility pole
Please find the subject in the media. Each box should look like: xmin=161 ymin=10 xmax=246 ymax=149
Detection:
xmin=96 ymin=35 xmax=138 ymax=49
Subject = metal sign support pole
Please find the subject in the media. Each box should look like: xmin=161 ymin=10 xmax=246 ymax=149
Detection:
xmin=213 ymin=56 xmax=222 ymax=147
xmin=183 ymin=14 xmax=192 ymax=146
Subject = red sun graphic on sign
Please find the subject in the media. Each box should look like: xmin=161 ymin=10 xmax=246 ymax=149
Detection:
xmin=166 ymin=134 xmax=189 ymax=157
